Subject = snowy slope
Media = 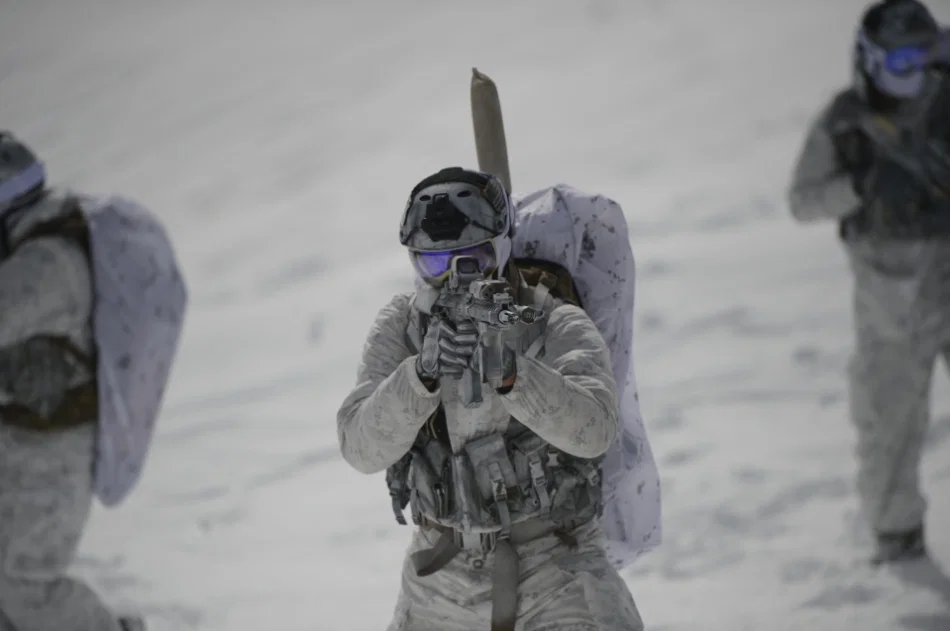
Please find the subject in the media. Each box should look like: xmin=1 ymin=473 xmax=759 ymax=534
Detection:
xmin=3 ymin=0 xmax=950 ymax=629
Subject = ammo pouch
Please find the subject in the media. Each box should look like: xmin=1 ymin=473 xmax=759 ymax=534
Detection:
xmin=390 ymin=421 xmax=605 ymax=631
xmin=0 ymin=203 xmax=97 ymax=433
xmin=0 ymin=335 xmax=97 ymax=433
xmin=391 ymin=419 xmax=603 ymax=550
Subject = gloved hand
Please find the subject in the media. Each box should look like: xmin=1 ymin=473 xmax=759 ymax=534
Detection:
xmin=415 ymin=321 xmax=442 ymax=385
xmin=497 ymin=344 xmax=517 ymax=392
xmin=415 ymin=317 xmax=480 ymax=384
xmin=437 ymin=319 xmax=480 ymax=378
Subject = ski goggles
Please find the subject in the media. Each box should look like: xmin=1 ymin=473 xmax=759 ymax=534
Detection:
xmin=0 ymin=161 xmax=45 ymax=212
xmin=409 ymin=239 xmax=498 ymax=284
xmin=858 ymin=29 xmax=934 ymax=98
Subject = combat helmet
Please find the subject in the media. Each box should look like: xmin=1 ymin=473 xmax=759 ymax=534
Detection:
xmin=0 ymin=131 xmax=46 ymax=215
xmin=854 ymin=0 xmax=941 ymax=109
xmin=399 ymin=167 xmax=515 ymax=287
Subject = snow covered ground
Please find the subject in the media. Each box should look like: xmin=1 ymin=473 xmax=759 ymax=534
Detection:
xmin=3 ymin=0 xmax=950 ymax=629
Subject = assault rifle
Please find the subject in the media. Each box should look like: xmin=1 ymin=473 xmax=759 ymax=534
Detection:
xmin=858 ymin=109 xmax=949 ymax=200
xmin=432 ymin=255 xmax=542 ymax=408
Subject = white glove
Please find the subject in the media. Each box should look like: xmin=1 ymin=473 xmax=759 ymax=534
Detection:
xmin=415 ymin=317 xmax=479 ymax=382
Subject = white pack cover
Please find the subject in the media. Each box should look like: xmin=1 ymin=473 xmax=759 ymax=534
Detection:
xmin=76 ymin=195 xmax=188 ymax=507
xmin=511 ymin=185 xmax=661 ymax=568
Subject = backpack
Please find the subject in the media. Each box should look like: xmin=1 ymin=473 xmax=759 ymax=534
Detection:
xmin=6 ymin=194 xmax=188 ymax=507
xmin=510 ymin=184 xmax=661 ymax=568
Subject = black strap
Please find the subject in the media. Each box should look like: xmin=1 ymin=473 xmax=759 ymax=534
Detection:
xmin=491 ymin=539 xmax=519 ymax=631
xmin=12 ymin=197 xmax=91 ymax=258
xmin=410 ymin=526 xmax=520 ymax=631
xmin=411 ymin=520 xmax=580 ymax=631
xmin=411 ymin=529 xmax=462 ymax=577
xmin=0 ymin=383 xmax=97 ymax=432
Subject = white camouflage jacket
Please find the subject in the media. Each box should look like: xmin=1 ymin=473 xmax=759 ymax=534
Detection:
xmin=337 ymin=289 xmax=619 ymax=474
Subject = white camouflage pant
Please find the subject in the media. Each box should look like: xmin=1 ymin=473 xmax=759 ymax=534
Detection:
xmin=846 ymin=240 xmax=950 ymax=534
xmin=0 ymin=422 xmax=123 ymax=631
xmin=386 ymin=519 xmax=643 ymax=631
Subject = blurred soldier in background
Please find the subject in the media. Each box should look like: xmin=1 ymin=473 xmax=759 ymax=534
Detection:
xmin=0 ymin=131 xmax=187 ymax=630
xmin=787 ymin=0 xmax=950 ymax=564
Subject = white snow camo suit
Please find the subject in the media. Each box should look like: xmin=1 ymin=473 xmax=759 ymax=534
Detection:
xmin=787 ymin=86 xmax=950 ymax=535
xmin=337 ymin=277 xmax=644 ymax=631
xmin=0 ymin=193 xmax=126 ymax=631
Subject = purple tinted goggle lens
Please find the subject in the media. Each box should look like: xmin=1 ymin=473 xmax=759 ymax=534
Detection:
xmin=857 ymin=30 xmax=934 ymax=98
xmin=411 ymin=241 xmax=497 ymax=282
xmin=885 ymin=44 xmax=931 ymax=75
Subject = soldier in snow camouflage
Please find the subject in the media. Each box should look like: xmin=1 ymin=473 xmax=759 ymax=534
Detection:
xmin=787 ymin=0 xmax=950 ymax=564
xmin=0 ymin=133 xmax=135 ymax=630
xmin=337 ymin=167 xmax=644 ymax=630
xmin=0 ymin=131 xmax=186 ymax=631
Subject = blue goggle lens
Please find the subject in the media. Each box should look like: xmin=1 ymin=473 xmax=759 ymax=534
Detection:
xmin=410 ymin=241 xmax=497 ymax=283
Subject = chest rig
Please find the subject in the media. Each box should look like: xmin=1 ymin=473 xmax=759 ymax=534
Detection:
xmin=833 ymin=83 xmax=950 ymax=240
xmin=386 ymin=261 xmax=608 ymax=630
xmin=387 ymin=412 xmax=604 ymax=538
xmin=395 ymin=266 xmax=603 ymax=514
xmin=0 ymin=197 xmax=98 ymax=432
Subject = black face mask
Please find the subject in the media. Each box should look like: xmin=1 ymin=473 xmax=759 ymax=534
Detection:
xmin=865 ymin=82 xmax=906 ymax=114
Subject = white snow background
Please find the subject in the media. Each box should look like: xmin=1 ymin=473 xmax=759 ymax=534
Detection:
xmin=3 ymin=0 xmax=950 ymax=629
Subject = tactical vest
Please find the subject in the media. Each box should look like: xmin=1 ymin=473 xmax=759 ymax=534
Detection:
xmin=386 ymin=259 xmax=605 ymax=537
xmin=832 ymin=84 xmax=950 ymax=241
xmin=0 ymin=198 xmax=98 ymax=432
xmin=387 ymin=259 xmax=612 ymax=631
